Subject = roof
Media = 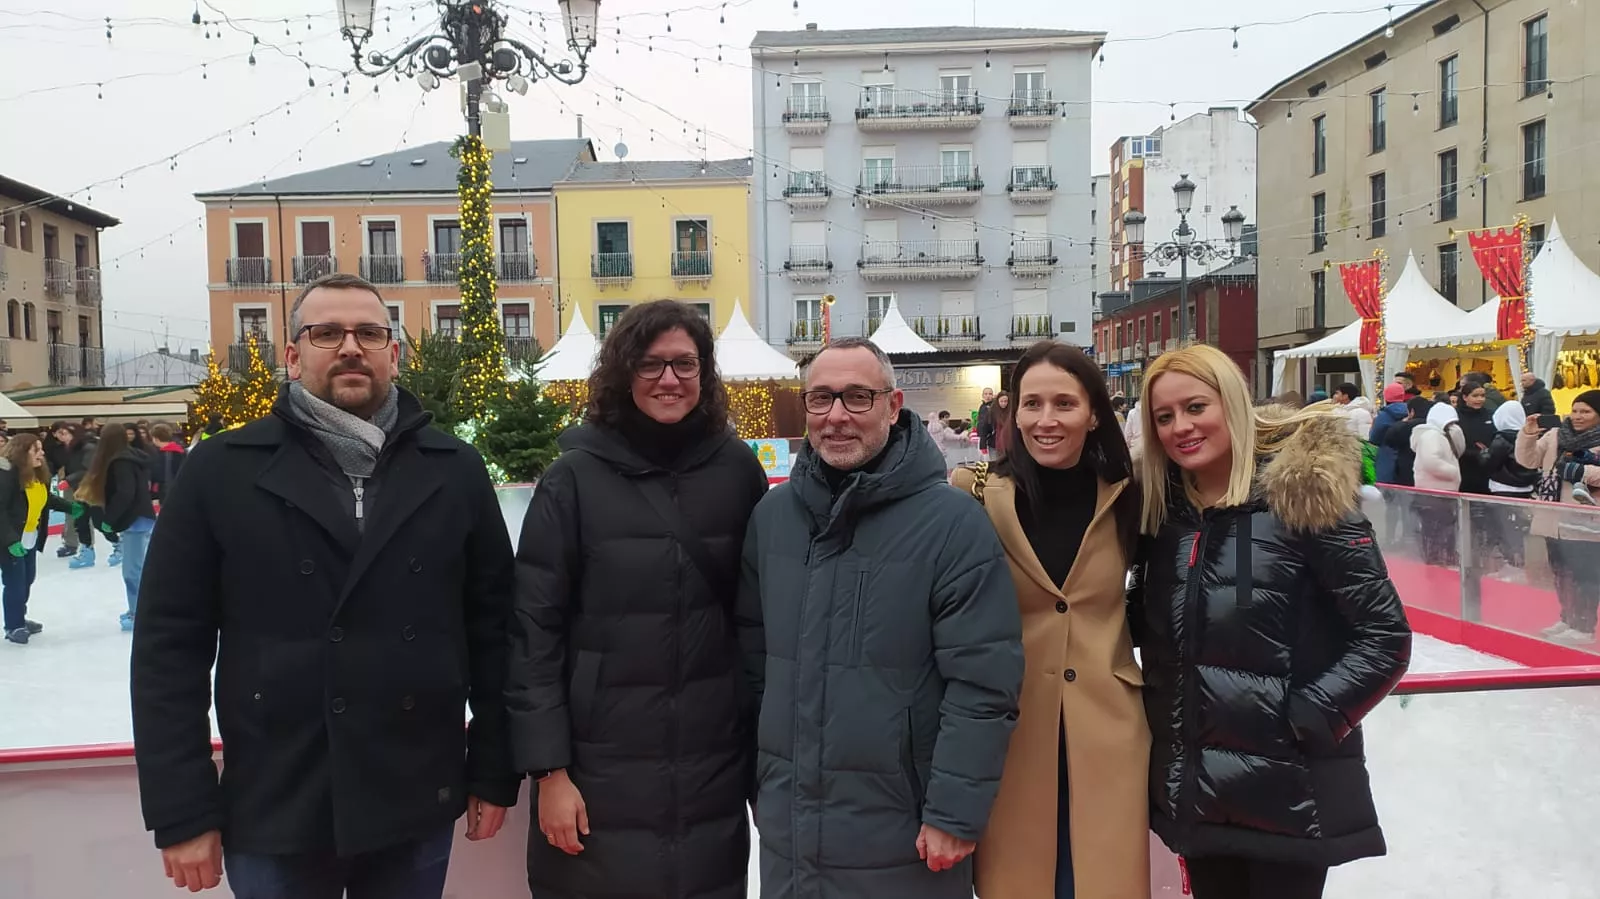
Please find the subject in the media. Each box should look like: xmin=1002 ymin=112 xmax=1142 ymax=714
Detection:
xmin=558 ymin=158 xmax=754 ymax=185
xmin=752 ymin=26 xmax=1103 ymax=52
xmin=104 ymin=349 xmax=211 ymax=388
xmin=195 ymin=138 xmax=594 ymax=199
xmin=0 ymin=174 xmax=120 ymax=229
xmin=1246 ymin=0 xmax=1451 ymax=113
xmin=1135 ymin=257 xmax=1258 ymax=304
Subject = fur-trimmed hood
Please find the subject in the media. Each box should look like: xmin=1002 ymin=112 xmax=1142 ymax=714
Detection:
xmin=1256 ymin=410 xmax=1364 ymax=533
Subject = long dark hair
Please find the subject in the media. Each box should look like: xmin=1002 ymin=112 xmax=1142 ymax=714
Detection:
xmin=995 ymin=341 xmax=1140 ymax=555
xmin=4 ymin=433 xmax=48 ymax=488
xmin=584 ymin=300 xmax=729 ymax=434
xmin=76 ymin=425 xmax=130 ymax=506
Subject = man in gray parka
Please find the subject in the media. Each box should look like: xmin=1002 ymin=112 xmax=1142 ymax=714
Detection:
xmin=737 ymin=337 xmax=1023 ymax=899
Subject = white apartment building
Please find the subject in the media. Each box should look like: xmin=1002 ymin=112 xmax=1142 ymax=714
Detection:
xmin=750 ymin=25 xmax=1104 ymax=352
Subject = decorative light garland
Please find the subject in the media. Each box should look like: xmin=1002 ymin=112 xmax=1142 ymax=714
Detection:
xmin=238 ymin=332 xmax=278 ymax=421
xmin=450 ymin=134 xmax=508 ymax=420
xmin=190 ymin=349 xmax=238 ymax=431
xmin=1516 ymin=213 xmax=1535 ymax=371
xmin=1373 ymin=247 xmax=1389 ymax=397
xmin=539 ymin=379 xmax=787 ymax=439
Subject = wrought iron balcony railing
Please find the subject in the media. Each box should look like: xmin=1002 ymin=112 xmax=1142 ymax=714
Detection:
xmin=1008 ymin=89 xmax=1062 ymax=121
xmin=909 ymin=313 xmax=982 ymax=343
xmin=859 ymin=164 xmax=983 ymax=198
xmin=783 ymin=244 xmax=832 ymax=279
xmin=1009 ymin=313 xmax=1054 ymax=339
xmin=855 ymin=88 xmax=983 ymax=128
xmin=44 ymin=257 xmax=75 ymax=298
xmin=592 ymin=252 xmax=634 ymax=282
xmin=75 ymin=266 xmax=102 ymax=306
xmin=424 ymin=252 xmax=461 ymax=284
xmin=226 ymin=257 xmax=272 ymax=287
xmin=783 ymin=95 xmax=830 ymax=127
xmin=228 ymin=341 xmax=275 ymax=374
xmin=498 ymin=252 xmax=537 ymax=282
xmin=788 ymin=316 xmax=824 ymax=344
xmin=292 ymin=254 xmax=336 ymax=284
xmin=1007 ymin=165 xmax=1058 ymax=196
xmin=857 ymin=240 xmax=983 ymax=279
xmin=360 ymin=254 xmax=404 ymax=284
xmin=671 ymin=250 xmax=713 ymax=280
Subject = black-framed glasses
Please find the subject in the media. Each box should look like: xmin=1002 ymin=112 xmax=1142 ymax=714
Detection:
xmin=636 ymin=356 xmax=701 ymax=380
xmin=802 ymin=388 xmax=894 ymax=415
xmin=297 ymin=323 xmax=393 ymax=350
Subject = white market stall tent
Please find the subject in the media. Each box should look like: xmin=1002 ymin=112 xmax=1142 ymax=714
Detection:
xmin=1527 ymin=219 xmax=1600 ymax=385
xmin=537 ymin=306 xmax=600 ymax=381
xmin=714 ymin=303 xmax=799 ymax=381
xmin=867 ymin=298 xmax=938 ymax=354
xmin=1271 ymin=319 xmax=1367 ymax=397
xmin=1381 ymin=252 xmax=1478 ymax=379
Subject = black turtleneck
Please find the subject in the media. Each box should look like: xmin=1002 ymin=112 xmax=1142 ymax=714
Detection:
xmin=1013 ymin=461 xmax=1098 ymax=588
xmin=615 ymin=404 xmax=708 ymax=469
xmin=818 ymin=422 xmax=902 ymax=495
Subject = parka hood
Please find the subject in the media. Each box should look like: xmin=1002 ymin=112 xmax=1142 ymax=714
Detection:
xmin=790 ymin=407 xmax=948 ymax=527
xmin=1257 ymin=411 xmax=1364 ymax=534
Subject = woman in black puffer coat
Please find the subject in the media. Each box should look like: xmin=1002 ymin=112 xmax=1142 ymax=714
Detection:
xmin=1129 ymin=345 xmax=1412 ymax=899
xmin=506 ymin=300 xmax=769 ymax=899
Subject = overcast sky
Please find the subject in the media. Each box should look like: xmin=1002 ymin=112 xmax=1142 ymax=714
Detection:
xmin=0 ymin=0 xmax=1400 ymax=359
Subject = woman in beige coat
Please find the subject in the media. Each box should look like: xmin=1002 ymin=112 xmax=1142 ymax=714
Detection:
xmin=1514 ymin=388 xmax=1600 ymax=643
xmin=952 ymin=341 xmax=1149 ymax=899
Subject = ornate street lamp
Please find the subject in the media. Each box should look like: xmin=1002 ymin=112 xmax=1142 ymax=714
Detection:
xmin=1122 ymin=173 xmax=1248 ymax=345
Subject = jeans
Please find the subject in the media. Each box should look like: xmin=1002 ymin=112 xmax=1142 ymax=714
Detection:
xmin=119 ymin=518 xmax=154 ymax=621
xmin=1185 ymin=856 xmax=1328 ymax=899
xmin=224 ymin=822 xmax=455 ymax=899
xmin=1 ymin=549 xmax=37 ymax=633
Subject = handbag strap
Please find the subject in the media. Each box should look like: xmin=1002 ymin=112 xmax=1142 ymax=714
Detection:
xmin=966 ymin=461 xmax=989 ymax=505
xmin=629 ymin=475 xmax=734 ymax=598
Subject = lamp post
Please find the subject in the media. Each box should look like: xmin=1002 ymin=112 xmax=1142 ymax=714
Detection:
xmin=337 ymin=0 xmax=600 ymax=137
xmin=1122 ymin=173 xmax=1247 ymax=345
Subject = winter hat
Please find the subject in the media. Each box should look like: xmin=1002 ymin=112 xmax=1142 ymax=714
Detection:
xmin=1493 ymin=401 xmax=1526 ymax=432
xmin=1574 ymin=390 xmax=1600 ymax=415
xmin=1383 ymin=383 xmax=1407 ymax=404
xmin=1309 ymin=389 xmax=1330 ymax=403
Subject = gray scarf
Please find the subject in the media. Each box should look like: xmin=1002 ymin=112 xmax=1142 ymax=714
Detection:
xmin=287 ymin=380 xmax=400 ymax=480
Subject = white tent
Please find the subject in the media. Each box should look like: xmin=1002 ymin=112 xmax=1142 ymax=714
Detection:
xmin=1529 ymin=219 xmax=1600 ymax=383
xmin=867 ymin=298 xmax=937 ymax=354
xmin=0 ymin=392 xmax=37 ymax=428
xmin=538 ymin=306 xmax=600 ymax=381
xmin=715 ymin=303 xmax=799 ymax=381
xmin=1270 ymin=319 xmax=1367 ymax=395
xmin=1382 ymin=251 xmax=1476 ymax=379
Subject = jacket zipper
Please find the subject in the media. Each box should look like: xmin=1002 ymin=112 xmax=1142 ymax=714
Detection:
xmin=1177 ymin=524 xmax=1206 ymax=841
xmin=352 ymin=478 xmax=366 ymax=528
xmin=666 ymin=474 xmax=682 ymax=899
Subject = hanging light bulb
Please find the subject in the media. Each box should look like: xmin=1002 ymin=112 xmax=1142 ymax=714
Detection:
xmin=1385 ymin=3 xmax=1395 ymax=38
xmin=1412 ymin=93 xmax=1419 ymax=115
xmin=666 ymin=12 xmax=672 ymax=32
xmin=720 ymin=3 xmax=726 ymax=23
xmin=1232 ymin=26 xmax=1239 ymax=50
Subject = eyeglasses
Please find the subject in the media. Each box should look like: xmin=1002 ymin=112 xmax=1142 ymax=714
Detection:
xmin=636 ymin=356 xmax=701 ymax=380
xmin=297 ymin=323 xmax=393 ymax=350
xmin=802 ymin=388 xmax=894 ymax=415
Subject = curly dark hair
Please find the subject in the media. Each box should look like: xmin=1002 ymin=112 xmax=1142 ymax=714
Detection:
xmin=585 ymin=300 xmax=729 ymax=433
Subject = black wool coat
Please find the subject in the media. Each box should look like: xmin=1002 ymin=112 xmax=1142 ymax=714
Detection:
xmin=131 ymin=389 xmax=519 ymax=856
xmin=1132 ymin=413 xmax=1412 ymax=869
xmin=507 ymin=419 xmax=769 ymax=899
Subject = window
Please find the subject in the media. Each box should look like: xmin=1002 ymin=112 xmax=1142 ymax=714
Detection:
xmin=790 ymin=79 xmax=823 ymax=116
xmin=1312 ymin=193 xmax=1327 ymax=252
xmin=1012 ymin=140 xmax=1047 ymax=185
xmin=366 ymin=220 xmax=397 ymax=255
xmin=595 ymin=221 xmax=630 ymax=254
xmin=940 ymin=145 xmax=974 ymax=183
xmin=790 ymin=147 xmax=825 ymax=191
xmin=434 ymin=303 xmax=460 ymax=339
xmin=1370 ymin=173 xmax=1387 ymax=238
xmin=691 ymin=303 xmax=712 ymax=321
xmin=502 ymin=302 xmax=531 ymax=338
xmin=1523 ymin=120 xmax=1546 ymax=199
xmin=1524 ymin=15 xmax=1548 ymax=97
xmin=5 ymin=300 xmax=16 ymax=339
xmin=1370 ymin=90 xmax=1387 ymax=152
xmin=794 ymin=296 xmax=821 ymax=330
xmin=939 ymin=69 xmax=971 ymax=103
xmin=1311 ymin=270 xmax=1326 ymax=329
xmin=675 ymin=219 xmax=709 ymax=252
xmin=363 ymin=220 xmax=401 ymax=283
xmin=1439 ymin=149 xmax=1459 ymax=221
xmin=862 ymin=147 xmax=895 ymax=186
xmin=1438 ymin=244 xmax=1459 ymax=304
xmin=861 ymin=71 xmax=893 ymax=106
xmin=0 ymin=212 xmax=14 ymax=248
xmin=597 ymin=304 xmax=629 ymax=337
xmin=1439 ymin=56 xmax=1459 ymax=126
xmin=1312 ymin=115 xmax=1327 ymax=175
xmin=1013 ymin=69 xmax=1046 ymax=101
xmin=386 ymin=303 xmax=402 ymax=337
xmin=1530 ymin=223 xmax=1547 ymax=257
xmin=23 ymin=302 xmax=35 ymax=341
xmin=46 ymin=310 xmax=61 ymax=346
xmin=431 ymin=219 xmax=461 ymax=255
xmin=238 ymin=308 xmax=268 ymax=339
xmin=499 ymin=217 xmax=529 ymax=253
xmin=74 ymin=234 xmax=89 ymax=268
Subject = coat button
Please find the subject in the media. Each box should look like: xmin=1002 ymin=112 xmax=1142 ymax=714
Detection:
xmin=402 ymin=625 xmax=415 ymax=641
xmin=401 ymin=695 xmax=415 ymax=711
xmin=330 ymin=698 xmax=346 ymax=714
xmin=1063 ymin=669 xmax=1077 ymax=682
xmin=409 ymin=558 xmax=423 ymax=573
xmin=329 ymin=627 xmax=344 ymax=643
xmin=253 ymin=692 xmax=262 ymax=701
xmin=1055 ymin=600 xmax=1068 ymax=614
xmin=300 ymin=559 xmax=315 ymax=575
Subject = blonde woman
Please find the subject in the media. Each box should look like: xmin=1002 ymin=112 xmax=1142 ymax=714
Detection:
xmin=951 ymin=342 xmax=1148 ymax=899
xmin=1130 ymin=345 xmax=1411 ymax=899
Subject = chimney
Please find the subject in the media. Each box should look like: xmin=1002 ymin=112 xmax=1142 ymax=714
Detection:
xmin=806 ymin=22 xmax=817 ymax=29
xmin=189 ymin=348 xmax=200 ymax=364
xmin=576 ymin=114 xmax=583 ymax=139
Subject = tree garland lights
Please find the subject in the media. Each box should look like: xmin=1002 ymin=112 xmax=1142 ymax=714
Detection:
xmin=537 ymin=379 xmax=784 ymax=439
xmin=190 ymin=350 xmax=239 ymax=431
xmin=450 ymin=134 xmax=508 ymax=420
xmin=238 ymin=332 xmax=279 ymax=420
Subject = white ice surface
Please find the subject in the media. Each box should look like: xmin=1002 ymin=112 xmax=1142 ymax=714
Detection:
xmin=3 ymin=550 xmax=1595 ymax=897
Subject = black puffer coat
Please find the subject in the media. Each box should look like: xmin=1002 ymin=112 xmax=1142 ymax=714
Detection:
xmin=507 ymin=416 xmax=769 ymax=899
xmin=1132 ymin=413 xmax=1412 ymax=868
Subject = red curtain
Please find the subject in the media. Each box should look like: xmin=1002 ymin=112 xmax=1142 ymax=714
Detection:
xmin=1467 ymin=228 xmax=1527 ymax=341
xmin=1339 ymin=259 xmax=1383 ymax=356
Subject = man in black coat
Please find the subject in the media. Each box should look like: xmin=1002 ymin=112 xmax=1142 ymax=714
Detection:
xmin=1520 ymin=370 xmax=1557 ymax=417
xmin=131 ymin=272 xmax=518 ymax=897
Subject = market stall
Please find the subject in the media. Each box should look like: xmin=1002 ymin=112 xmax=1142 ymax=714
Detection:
xmin=712 ymin=304 xmax=801 ymax=439
xmin=1522 ymin=220 xmax=1600 ymax=400
xmin=1382 ymin=252 xmax=1506 ymax=393
xmin=867 ymin=298 xmax=939 ymax=355
xmin=537 ymin=306 xmax=599 ymax=412
xmin=1271 ymin=319 xmax=1363 ymax=397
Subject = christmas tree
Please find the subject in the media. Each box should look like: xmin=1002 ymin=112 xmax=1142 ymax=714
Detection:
xmin=237 ymin=333 xmax=279 ymax=421
xmin=450 ymin=134 xmax=508 ymax=421
xmin=190 ymin=350 xmax=240 ymax=432
xmin=475 ymin=360 xmax=569 ymax=482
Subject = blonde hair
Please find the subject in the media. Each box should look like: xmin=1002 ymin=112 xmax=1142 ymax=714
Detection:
xmin=1137 ymin=344 xmax=1339 ymax=535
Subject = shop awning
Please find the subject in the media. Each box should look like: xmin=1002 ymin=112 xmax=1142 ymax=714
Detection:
xmin=715 ymin=303 xmax=799 ymax=381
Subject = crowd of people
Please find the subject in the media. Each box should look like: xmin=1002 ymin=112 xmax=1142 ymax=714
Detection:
xmin=124 ymin=272 xmax=1412 ymax=899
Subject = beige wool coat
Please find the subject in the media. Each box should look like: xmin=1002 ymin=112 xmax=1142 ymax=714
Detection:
xmin=949 ymin=468 xmax=1151 ymax=899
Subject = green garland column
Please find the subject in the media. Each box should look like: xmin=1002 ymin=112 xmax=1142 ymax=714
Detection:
xmin=451 ymin=134 xmax=508 ymax=420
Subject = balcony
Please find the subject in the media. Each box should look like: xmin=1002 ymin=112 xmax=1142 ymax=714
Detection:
xmin=783 ymin=244 xmax=832 ymax=282
xmin=909 ymin=313 xmax=983 ymax=345
xmin=49 ymin=343 xmax=103 ymax=386
xmin=498 ymin=252 xmax=537 ymax=282
xmin=1147 ymin=341 xmax=1161 ymax=358
xmin=75 ymin=266 xmax=102 ymax=306
xmin=504 ymin=336 xmax=539 ymax=365
xmin=0 ymin=338 xmax=10 ymax=373
xmin=858 ymin=164 xmax=983 ymax=208
xmin=360 ymin=254 xmax=404 ymax=284
xmin=292 ymin=253 xmax=335 ymax=285
xmin=82 ymin=346 xmax=105 ymax=387
xmin=0 ymin=246 xmax=8 ymax=286
xmin=782 ymin=172 xmax=831 ymax=210
xmin=1007 ymin=166 xmax=1058 ymax=203
xmin=788 ymin=316 xmax=824 ymax=345
xmin=671 ymin=250 xmax=713 ymax=286
xmin=591 ymin=252 xmax=633 ymax=288
xmin=1008 ymin=89 xmax=1062 ymax=126
xmin=1008 ymin=239 xmax=1058 ymax=278
xmin=44 ymin=257 xmax=75 ymax=299
xmin=225 ymin=257 xmax=272 ymax=288
xmin=424 ymin=252 xmax=461 ymax=284
xmin=1295 ymin=304 xmax=1326 ymax=332
xmin=858 ymin=240 xmax=982 ymax=280
xmin=228 ymin=340 xmax=275 ymax=374
xmin=783 ymin=95 xmax=830 ymax=133
xmin=854 ymin=88 xmax=982 ymax=131
xmin=1009 ymin=313 xmax=1054 ymax=341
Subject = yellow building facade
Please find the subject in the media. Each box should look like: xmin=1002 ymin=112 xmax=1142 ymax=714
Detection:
xmin=552 ymin=158 xmax=755 ymax=337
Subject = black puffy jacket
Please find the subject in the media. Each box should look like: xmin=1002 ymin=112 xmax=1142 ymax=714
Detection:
xmin=507 ymin=414 xmax=769 ymax=899
xmin=1132 ymin=413 xmax=1412 ymax=868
